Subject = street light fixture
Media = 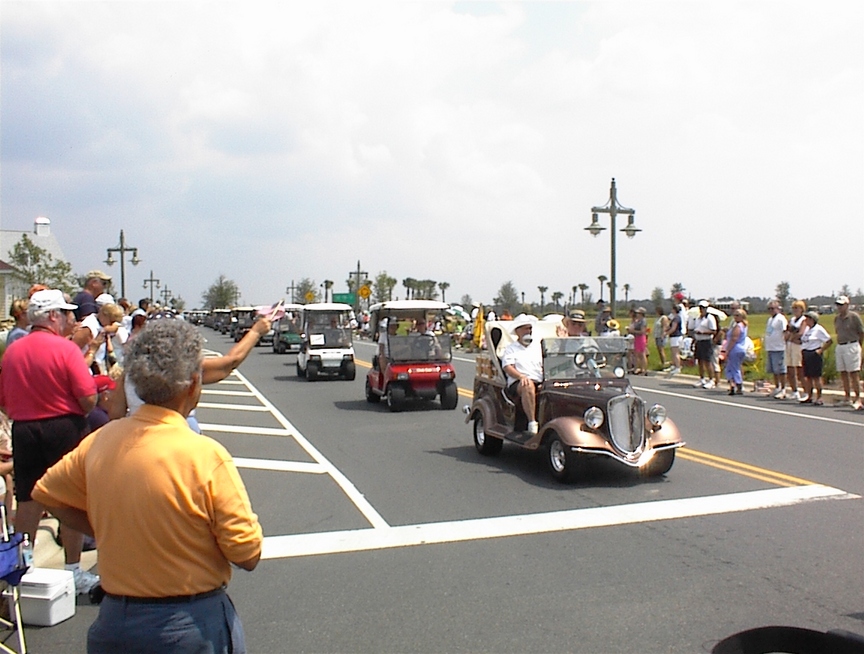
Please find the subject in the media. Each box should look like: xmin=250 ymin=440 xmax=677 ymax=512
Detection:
xmin=105 ymin=230 xmax=140 ymax=299
xmin=586 ymin=178 xmax=640 ymax=316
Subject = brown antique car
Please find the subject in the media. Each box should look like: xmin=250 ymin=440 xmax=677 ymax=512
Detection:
xmin=464 ymin=319 xmax=684 ymax=482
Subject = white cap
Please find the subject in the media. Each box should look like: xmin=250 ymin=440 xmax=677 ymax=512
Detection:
xmin=95 ymin=293 xmax=116 ymax=306
xmin=29 ymin=289 xmax=77 ymax=312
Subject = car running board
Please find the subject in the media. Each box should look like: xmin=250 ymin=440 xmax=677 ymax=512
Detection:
xmin=504 ymin=430 xmax=535 ymax=445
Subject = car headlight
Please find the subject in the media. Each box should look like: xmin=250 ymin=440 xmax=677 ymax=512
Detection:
xmin=396 ymin=372 xmax=409 ymax=381
xmin=648 ymin=404 xmax=667 ymax=427
xmin=584 ymin=406 xmax=604 ymax=429
xmin=439 ymin=371 xmax=453 ymax=380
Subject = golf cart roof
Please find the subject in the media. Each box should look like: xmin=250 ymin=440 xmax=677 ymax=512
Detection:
xmin=303 ymin=302 xmax=354 ymax=312
xmin=369 ymin=300 xmax=450 ymax=313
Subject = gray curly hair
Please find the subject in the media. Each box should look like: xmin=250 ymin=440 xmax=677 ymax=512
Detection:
xmin=125 ymin=319 xmax=204 ymax=406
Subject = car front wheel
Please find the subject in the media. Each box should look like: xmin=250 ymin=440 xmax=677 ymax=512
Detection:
xmin=473 ymin=413 xmax=502 ymax=456
xmin=640 ymin=449 xmax=675 ymax=477
xmin=306 ymin=362 xmax=319 ymax=381
xmin=547 ymin=432 xmax=580 ymax=483
xmin=365 ymin=378 xmax=380 ymax=403
xmin=343 ymin=361 xmax=356 ymax=381
xmin=387 ymin=385 xmax=405 ymax=412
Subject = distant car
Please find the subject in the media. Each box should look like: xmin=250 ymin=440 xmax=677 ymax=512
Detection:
xmin=464 ymin=320 xmax=684 ymax=482
xmin=296 ymin=303 xmax=356 ymax=381
xmin=272 ymin=305 xmax=304 ymax=354
xmin=365 ymin=300 xmax=458 ymax=412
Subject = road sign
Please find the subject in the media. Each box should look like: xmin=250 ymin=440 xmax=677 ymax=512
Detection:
xmin=332 ymin=292 xmax=355 ymax=304
xmin=358 ymin=285 xmax=371 ymax=299
xmin=305 ymin=291 xmax=316 ymax=303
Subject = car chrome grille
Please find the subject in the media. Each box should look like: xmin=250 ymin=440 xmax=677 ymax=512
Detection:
xmin=607 ymin=394 xmax=645 ymax=454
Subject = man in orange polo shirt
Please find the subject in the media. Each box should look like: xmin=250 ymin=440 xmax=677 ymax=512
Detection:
xmin=33 ymin=319 xmax=262 ymax=653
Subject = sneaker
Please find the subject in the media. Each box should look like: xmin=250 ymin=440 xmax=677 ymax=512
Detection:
xmin=854 ymin=400 xmax=863 ymax=411
xmin=790 ymin=391 xmax=801 ymax=401
xmin=773 ymin=390 xmax=787 ymax=400
xmin=73 ymin=567 xmax=101 ymax=595
xmin=703 ymin=379 xmax=716 ymax=389
xmin=694 ymin=379 xmax=706 ymax=388
xmin=666 ymin=367 xmax=680 ymax=378
xmin=527 ymin=421 xmax=539 ymax=435
xmin=798 ymin=394 xmax=811 ymax=404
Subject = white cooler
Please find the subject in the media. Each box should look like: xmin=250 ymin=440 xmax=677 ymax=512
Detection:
xmin=5 ymin=568 xmax=76 ymax=626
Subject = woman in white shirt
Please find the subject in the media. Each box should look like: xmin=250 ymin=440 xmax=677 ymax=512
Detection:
xmin=799 ymin=311 xmax=833 ymax=405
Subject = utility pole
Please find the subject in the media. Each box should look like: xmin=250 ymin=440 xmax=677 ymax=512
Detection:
xmin=347 ymin=261 xmax=368 ymax=314
xmin=286 ymin=280 xmax=299 ymax=304
xmin=104 ymin=230 xmax=140 ymax=299
xmin=160 ymin=286 xmax=172 ymax=306
xmin=143 ymin=270 xmax=161 ymax=304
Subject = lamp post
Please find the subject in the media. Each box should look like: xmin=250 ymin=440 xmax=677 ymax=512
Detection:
xmin=160 ymin=286 xmax=173 ymax=306
xmin=105 ymin=230 xmax=140 ymax=299
xmin=143 ymin=270 xmax=161 ymax=304
xmin=586 ymin=178 xmax=640 ymax=316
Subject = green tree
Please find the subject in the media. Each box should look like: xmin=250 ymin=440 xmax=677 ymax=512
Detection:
xmin=201 ymin=275 xmax=240 ymax=309
xmin=296 ymin=278 xmax=319 ymax=304
xmin=578 ymin=283 xmax=589 ymax=308
xmin=537 ymin=286 xmax=548 ymax=312
xmin=551 ymin=291 xmax=563 ymax=312
xmin=494 ymin=281 xmax=521 ymax=316
xmin=460 ymin=294 xmax=473 ymax=309
xmin=170 ymin=296 xmax=187 ymax=312
xmin=9 ymin=233 xmax=77 ymax=294
xmin=651 ymin=287 xmax=665 ymax=310
xmin=669 ymin=282 xmax=686 ymax=299
xmin=438 ymin=281 xmax=450 ymax=303
xmin=402 ymin=277 xmax=416 ymax=300
xmin=775 ymin=281 xmax=791 ymax=310
xmin=416 ymin=279 xmax=438 ymax=300
xmin=622 ymin=283 xmax=631 ymax=305
xmin=373 ymin=271 xmax=398 ymax=303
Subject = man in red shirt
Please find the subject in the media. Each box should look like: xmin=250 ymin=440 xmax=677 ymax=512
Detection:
xmin=0 ymin=289 xmax=99 ymax=594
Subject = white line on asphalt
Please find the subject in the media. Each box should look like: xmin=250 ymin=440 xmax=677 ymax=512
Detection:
xmin=234 ymin=458 xmax=326 ymax=474
xmin=633 ymin=386 xmax=864 ymax=428
xmin=199 ymin=424 xmax=292 ymax=437
xmin=202 ymin=389 xmax=257 ymax=397
xmin=229 ymin=369 xmax=391 ymax=530
xmin=261 ymin=484 xmax=859 ymax=559
xmin=197 ymin=402 xmax=270 ymax=412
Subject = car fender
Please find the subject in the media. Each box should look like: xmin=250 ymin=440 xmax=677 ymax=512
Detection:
xmin=540 ymin=416 xmax=609 ymax=450
xmin=465 ymin=396 xmax=496 ymax=427
xmin=646 ymin=417 xmax=684 ymax=448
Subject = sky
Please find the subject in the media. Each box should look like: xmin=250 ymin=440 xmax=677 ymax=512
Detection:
xmin=1 ymin=1 xmax=862 ymax=309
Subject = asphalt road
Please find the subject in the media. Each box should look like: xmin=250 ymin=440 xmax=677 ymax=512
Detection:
xmin=22 ymin=328 xmax=864 ymax=653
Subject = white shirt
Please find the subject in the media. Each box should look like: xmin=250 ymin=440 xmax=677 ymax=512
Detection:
xmin=800 ymin=324 xmax=831 ymax=351
xmin=501 ymin=340 xmax=543 ymax=385
xmin=764 ymin=312 xmax=788 ymax=352
xmin=692 ymin=314 xmax=717 ymax=340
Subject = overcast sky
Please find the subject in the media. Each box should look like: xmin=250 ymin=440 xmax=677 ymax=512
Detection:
xmin=2 ymin=1 xmax=862 ymax=309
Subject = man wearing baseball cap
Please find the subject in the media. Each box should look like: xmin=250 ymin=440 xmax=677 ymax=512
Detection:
xmin=0 ymin=289 xmax=100 ymax=594
xmin=833 ymin=296 xmax=863 ymax=410
xmin=73 ymin=269 xmax=112 ymax=321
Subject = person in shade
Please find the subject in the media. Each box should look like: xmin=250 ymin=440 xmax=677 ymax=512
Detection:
xmin=32 ymin=319 xmax=262 ymax=654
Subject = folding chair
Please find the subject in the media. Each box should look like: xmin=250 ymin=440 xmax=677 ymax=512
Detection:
xmin=0 ymin=506 xmax=27 ymax=654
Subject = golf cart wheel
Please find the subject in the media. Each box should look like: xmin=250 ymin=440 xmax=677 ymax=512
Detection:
xmin=440 ymin=382 xmax=458 ymax=410
xmin=473 ymin=413 xmax=502 ymax=456
xmin=306 ymin=362 xmax=319 ymax=381
xmin=365 ymin=378 xmax=380 ymax=403
xmin=343 ymin=361 xmax=356 ymax=381
xmin=387 ymin=385 xmax=405 ymax=412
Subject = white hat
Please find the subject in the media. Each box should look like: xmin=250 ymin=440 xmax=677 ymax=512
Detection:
xmin=95 ymin=293 xmax=116 ymax=306
xmin=29 ymin=289 xmax=77 ymax=312
xmin=835 ymin=295 xmax=850 ymax=306
xmin=510 ymin=313 xmax=536 ymax=331
xmin=698 ymin=300 xmax=710 ymax=308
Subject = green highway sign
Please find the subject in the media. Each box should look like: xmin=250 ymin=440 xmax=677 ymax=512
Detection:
xmin=332 ymin=292 xmax=355 ymax=304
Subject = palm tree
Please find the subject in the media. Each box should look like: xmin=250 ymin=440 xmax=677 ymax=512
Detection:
xmin=402 ymin=277 xmax=416 ymax=300
xmin=622 ymin=283 xmax=630 ymax=305
xmin=578 ymin=283 xmax=589 ymax=308
xmin=552 ymin=291 xmax=564 ymax=312
xmin=597 ymin=276 xmax=607 ymax=301
xmin=438 ymin=281 xmax=450 ymax=303
xmin=538 ymin=286 xmax=548 ymax=313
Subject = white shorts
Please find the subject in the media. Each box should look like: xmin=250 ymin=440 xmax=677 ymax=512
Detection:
xmin=785 ymin=342 xmax=802 ymax=368
xmin=669 ymin=336 xmax=682 ymax=348
xmin=835 ymin=341 xmax=862 ymax=373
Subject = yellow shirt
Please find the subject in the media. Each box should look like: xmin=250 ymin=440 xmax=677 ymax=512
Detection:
xmin=33 ymin=405 xmax=262 ymax=597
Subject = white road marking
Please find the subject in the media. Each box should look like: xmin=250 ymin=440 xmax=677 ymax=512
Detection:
xmin=202 ymin=389 xmax=257 ymax=397
xmin=261 ymin=484 xmax=859 ymax=559
xmin=227 ymin=369 xmax=391 ymax=530
xmin=199 ymin=424 xmax=292 ymax=437
xmin=197 ymin=402 xmax=270 ymax=412
xmin=234 ymin=458 xmax=326 ymax=474
xmin=635 ymin=386 xmax=864 ymax=428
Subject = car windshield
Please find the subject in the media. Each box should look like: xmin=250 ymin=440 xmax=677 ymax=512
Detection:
xmin=541 ymin=336 xmax=629 ymax=380
xmin=306 ymin=311 xmax=353 ymax=348
xmin=388 ymin=334 xmax=452 ymax=363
